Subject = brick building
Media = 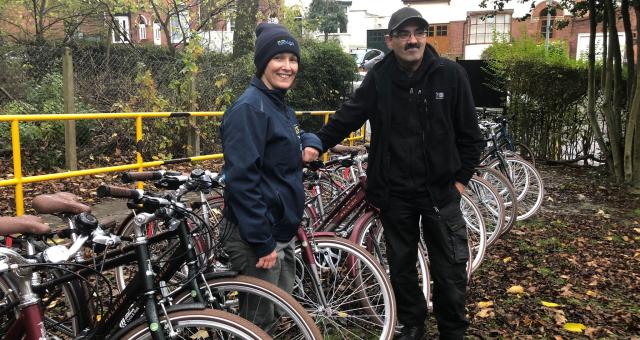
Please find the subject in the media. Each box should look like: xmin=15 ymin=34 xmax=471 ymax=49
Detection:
xmin=403 ymin=0 xmax=636 ymax=60
xmin=0 ymin=1 xmax=281 ymax=51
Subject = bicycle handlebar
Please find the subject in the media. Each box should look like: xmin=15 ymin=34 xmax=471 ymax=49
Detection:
xmin=97 ymin=185 xmax=143 ymax=200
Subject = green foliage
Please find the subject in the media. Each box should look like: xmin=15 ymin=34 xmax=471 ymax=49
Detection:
xmin=289 ymin=39 xmax=356 ymax=109
xmin=483 ymin=35 xmax=590 ymax=160
xmin=0 ymin=72 xmax=95 ymax=170
xmin=289 ymin=39 xmax=356 ymax=131
xmin=0 ymin=38 xmax=355 ymax=169
xmin=308 ymin=0 xmax=348 ymax=39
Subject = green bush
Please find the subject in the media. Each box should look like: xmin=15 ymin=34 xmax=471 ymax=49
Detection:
xmin=0 ymin=72 xmax=96 ymax=170
xmin=483 ymin=36 xmax=590 ymax=160
xmin=0 ymin=40 xmax=356 ymax=169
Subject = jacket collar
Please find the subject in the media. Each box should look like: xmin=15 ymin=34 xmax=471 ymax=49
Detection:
xmin=250 ymin=76 xmax=287 ymax=108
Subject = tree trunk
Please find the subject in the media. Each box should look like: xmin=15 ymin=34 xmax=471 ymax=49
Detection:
xmin=587 ymin=0 xmax=609 ymax=166
xmin=622 ymin=0 xmax=634 ymax=102
xmin=149 ymin=1 xmax=176 ymax=55
xmin=628 ymin=4 xmax=640 ymax=187
xmin=604 ymin=0 xmax=625 ymax=181
xmin=34 ymin=0 xmax=47 ymax=44
xmin=233 ymin=0 xmax=259 ymax=58
xmin=601 ymin=9 xmax=608 ymax=91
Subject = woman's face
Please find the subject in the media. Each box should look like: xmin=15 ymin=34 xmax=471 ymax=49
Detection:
xmin=260 ymin=52 xmax=299 ymax=90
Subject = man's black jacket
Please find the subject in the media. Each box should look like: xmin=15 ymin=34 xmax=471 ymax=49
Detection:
xmin=316 ymin=45 xmax=484 ymax=210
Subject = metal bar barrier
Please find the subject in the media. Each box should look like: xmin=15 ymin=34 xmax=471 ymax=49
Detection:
xmin=1 ymin=111 xmax=365 ymax=215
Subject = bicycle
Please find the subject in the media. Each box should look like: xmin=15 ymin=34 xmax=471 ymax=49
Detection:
xmin=0 ymin=202 xmax=271 ymax=340
xmin=105 ymin=172 xmax=322 ymax=340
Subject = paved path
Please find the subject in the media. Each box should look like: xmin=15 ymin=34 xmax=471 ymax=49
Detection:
xmin=40 ymin=198 xmax=132 ymax=227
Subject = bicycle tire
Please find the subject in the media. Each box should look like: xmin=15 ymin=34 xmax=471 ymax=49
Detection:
xmin=351 ymin=211 xmax=432 ymax=312
xmin=476 ymin=166 xmax=518 ymax=236
xmin=467 ymin=176 xmax=505 ymax=248
xmin=294 ymin=235 xmax=396 ymax=340
xmin=172 ymin=274 xmax=322 ymax=340
xmin=461 ymin=193 xmax=487 ymax=275
xmin=117 ymin=307 xmax=271 ymax=340
xmin=499 ymin=140 xmax=536 ymax=167
xmin=488 ymin=157 xmax=544 ymax=220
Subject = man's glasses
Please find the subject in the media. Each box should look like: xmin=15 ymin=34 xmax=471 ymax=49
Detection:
xmin=391 ymin=29 xmax=428 ymax=41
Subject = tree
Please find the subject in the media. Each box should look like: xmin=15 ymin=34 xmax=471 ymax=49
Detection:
xmin=0 ymin=0 xmax=100 ymax=44
xmin=232 ymin=0 xmax=259 ymax=57
xmin=480 ymin=0 xmax=640 ymax=189
xmin=99 ymin=0 xmax=234 ymax=55
xmin=308 ymin=0 xmax=347 ymax=42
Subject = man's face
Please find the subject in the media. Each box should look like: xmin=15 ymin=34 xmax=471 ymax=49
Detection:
xmin=385 ymin=22 xmax=427 ymax=71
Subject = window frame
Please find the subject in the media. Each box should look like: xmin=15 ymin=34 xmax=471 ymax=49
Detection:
xmin=112 ymin=15 xmax=130 ymax=44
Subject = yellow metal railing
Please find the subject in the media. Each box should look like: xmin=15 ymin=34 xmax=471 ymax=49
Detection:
xmin=1 ymin=111 xmax=365 ymax=215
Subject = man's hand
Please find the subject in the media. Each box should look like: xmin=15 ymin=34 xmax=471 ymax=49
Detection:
xmin=256 ymin=250 xmax=278 ymax=269
xmin=455 ymin=181 xmax=465 ymax=194
xmin=302 ymin=147 xmax=320 ymax=163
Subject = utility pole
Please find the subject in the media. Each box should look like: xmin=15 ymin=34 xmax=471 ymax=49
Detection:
xmin=545 ymin=0 xmax=552 ymax=51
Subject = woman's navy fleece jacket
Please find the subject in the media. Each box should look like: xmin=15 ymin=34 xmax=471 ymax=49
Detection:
xmin=221 ymin=77 xmax=322 ymax=258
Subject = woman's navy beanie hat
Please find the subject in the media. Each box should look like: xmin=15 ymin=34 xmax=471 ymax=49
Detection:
xmin=254 ymin=23 xmax=300 ymax=77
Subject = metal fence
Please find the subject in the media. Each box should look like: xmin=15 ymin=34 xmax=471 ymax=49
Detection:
xmin=0 ymin=111 xmax=365 ymax=216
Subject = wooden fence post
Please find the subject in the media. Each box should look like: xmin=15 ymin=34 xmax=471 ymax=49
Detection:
xmin=63 ymin=47 xmax=77 ymax=170
xmin=187 ymin=74 xmax=200 ymax=156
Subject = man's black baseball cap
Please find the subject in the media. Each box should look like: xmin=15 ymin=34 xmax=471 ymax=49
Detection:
xmin=388 ymin=7 xmax=429 ymax=33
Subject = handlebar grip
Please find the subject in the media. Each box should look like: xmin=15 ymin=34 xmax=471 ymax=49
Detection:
xmin=121 ymin=171 xmax=164 ymax=183
xmin=306 ymin=160 xmax=325 ymax=171
xmin=97 ymin=185 xmax=143 ymax=199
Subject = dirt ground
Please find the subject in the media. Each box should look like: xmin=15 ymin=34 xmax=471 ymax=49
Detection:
xmin=461 ymin=163 xmax=640 ymax=339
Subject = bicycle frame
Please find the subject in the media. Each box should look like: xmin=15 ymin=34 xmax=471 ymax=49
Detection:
xmin=33 ymin=218 xmax=208 ymax=339
xmin=4 ymin=299 xmax=45 ymax=340
xmin=308 ymin=175 xmax=374 ymax=234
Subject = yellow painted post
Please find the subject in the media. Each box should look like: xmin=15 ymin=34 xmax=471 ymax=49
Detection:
xmin=323 ymin=113 xmax=330 ymax=161
xmin=11 ymin=120 xmax=23 ymax=216
xmin=136 ymin=116 xmax=144 ymax=190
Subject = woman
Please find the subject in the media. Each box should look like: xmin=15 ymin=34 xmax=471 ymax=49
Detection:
xmin=219 ymin=23 xmax=321 ymax=331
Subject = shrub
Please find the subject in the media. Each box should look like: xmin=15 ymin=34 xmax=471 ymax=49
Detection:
xmin=483 ymin=36 xmax=590 ymax=160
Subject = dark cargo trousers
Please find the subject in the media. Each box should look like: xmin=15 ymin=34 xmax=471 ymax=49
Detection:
xmin=379 ymin=193 xmax=470 ymax=340
xmin=221 ymin=219 xmax=296 ymax=334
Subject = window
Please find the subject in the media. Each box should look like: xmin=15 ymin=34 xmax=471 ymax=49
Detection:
xmin=540 ymin=7 xmax=555 ymax=39
xmin=170 ymin=8 xmax=190 ymax=43
xmin=153 ymin=22 xmax=161 ymax=45
xmin=138 ymin=15 xmax=148 ymax=40
xmin=468 ymin=13 xmax=511 ymax=44
xmin=112 ymin=15 xmax=130 ymax=43
xmin=428 ymin=25 xmax=447 ymax=37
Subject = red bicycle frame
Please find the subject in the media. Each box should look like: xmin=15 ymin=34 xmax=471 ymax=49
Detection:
xmin=4 ymin=302 xmax=46 ymax=340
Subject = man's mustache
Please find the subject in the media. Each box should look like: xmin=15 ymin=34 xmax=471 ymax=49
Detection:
xmin=405 ymin=43 xmax=421 ymax=50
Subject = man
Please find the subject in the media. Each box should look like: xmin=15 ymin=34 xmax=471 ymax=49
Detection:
xmin=316 ymin=7 xmax=483 ymax=340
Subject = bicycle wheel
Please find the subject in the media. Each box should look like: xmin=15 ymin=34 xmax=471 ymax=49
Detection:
xmin=0 ymin=267 xmax=89 ymax=339
xmin=460 ymin=193 xmax=487 ymax=276
xmin=294 ymin=236 xmax=396 ymax=340
xmin=488 ymin=157 xmax=544 ymax=220
xmin=477 ymin=166 xmax=518 ymax=236
xmin=172 ymin=274 xmax=322 ymax=340
xmin=352 ymin=212 xmax=432 ymax=312
xmin=466 ymin=176 xmax=505 ymax=247
xmin=117 ymin=307 xmax=271 ymax=339
xmin=500 ymin=140 xmax=536 ymax=167
xmin=112 ymin=209 xmax=215 ymax=293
